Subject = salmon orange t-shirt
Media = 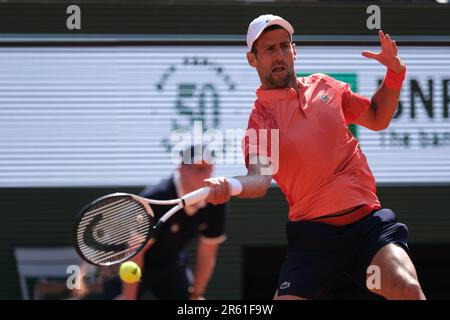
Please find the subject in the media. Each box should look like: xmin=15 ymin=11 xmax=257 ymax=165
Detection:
xmin=242 ymin=73 xmax=381 ymax=225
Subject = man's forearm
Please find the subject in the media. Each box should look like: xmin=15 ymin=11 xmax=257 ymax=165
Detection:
xmin=191 ymin=255 xmax=215 ymax=299
xmin=360 ymin=30 xmax=406 ymax=131
xmin=121 ymin=281 xmax=139 ymax=300
xmin=204 ymin=158 xmax=272 ymax=204
xmin=235 ymin=174 xmax=271 ymax=198
xmin=370 ymin=81 xmax=402 ymax=130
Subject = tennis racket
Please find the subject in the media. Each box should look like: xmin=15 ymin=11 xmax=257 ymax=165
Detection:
xmin=73 ymin=177 xmax=242 ymax=266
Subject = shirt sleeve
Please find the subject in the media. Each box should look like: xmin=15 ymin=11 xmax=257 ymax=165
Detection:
xmin=242 ymin=102 xmax=277 ymax=168
xmin=200 ymin=203 xmax=227 ymax=243
xmin=329 ymin=76 xmax=371 ymax=125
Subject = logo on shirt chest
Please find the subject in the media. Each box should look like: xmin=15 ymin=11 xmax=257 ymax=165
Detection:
xmin=320 ymin=94 xmax=330 ymax=103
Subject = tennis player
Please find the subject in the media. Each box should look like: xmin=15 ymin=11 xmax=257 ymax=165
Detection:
xmin=204 ymin=14 xmax=426 ymax=300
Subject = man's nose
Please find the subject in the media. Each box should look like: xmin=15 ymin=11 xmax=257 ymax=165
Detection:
xmin=273 ymin=47 xmax=283 ymax=61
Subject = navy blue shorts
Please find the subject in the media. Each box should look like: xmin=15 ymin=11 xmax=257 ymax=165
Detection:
xmin=276 ymin=208 xmax=409 ymax=299
xmin=138 ymin=262 xmax=193 ymax=300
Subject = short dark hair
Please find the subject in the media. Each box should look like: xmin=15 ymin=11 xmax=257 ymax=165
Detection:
xmin=251 ymin=25 xmax=289 ymax=56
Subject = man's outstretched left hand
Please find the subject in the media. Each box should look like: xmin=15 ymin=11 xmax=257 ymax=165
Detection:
xmin=361 ymin=30 xmax=406 ymax=74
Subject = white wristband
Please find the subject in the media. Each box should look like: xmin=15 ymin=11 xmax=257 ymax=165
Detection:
xmin=227 ymin=177 xmax=243 ymax=196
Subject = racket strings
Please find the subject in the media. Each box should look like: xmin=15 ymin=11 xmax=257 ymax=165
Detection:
xmin=78 ymin=205 xmax=147 ymax=241
xmin=77 ymin=199 xmax=140 ymax=228
xmin=76 ymin=196 xmax=152 ymax=265
xmin=77 ymin=199 xmax=146 ymax=243
xmin=78 ymin=224 xmax=148 ymax=259
xmin=83 ymin=239 xmax=144 ymax=265
xmin=78 ymin=215 xmax=149 ymax=262
xmin=79 ymin=222 xmax=150 ymax=260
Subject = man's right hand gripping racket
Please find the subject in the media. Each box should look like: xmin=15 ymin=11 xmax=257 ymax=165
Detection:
xmin=73 ymin=178 xmax=242 ymax=266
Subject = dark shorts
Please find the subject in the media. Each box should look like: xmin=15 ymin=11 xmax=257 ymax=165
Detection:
xmin=138 ymin=262 xmax=193 ymax=300
xmin=276 ymin=208 xmax=409 ymax=299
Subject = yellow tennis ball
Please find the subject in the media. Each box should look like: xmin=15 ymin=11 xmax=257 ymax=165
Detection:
xmin=119 ymin=261 xmax=141 ymax=283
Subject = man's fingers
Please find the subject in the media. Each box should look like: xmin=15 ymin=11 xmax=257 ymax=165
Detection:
xmin=379 ymin=30 xmax=387 ymax=49
xmin=361 ymin=51 xmax=379 ymax=61
xmin=205 ymin=181 xmax=217 ymax=204
xmin=213 ymin=180 xmax=223 ymax=204
xmin=220 ymin=178 xmax=229 ymax=203
xmin=379 ymin=30 xmax=392 ymax=54
xmin=391 ymin=40 xmax=398 ymax=56
xmin=204 ymin=177 xmax=231 ymax=204
xmin=385 ymin=34 xmax=393 ymax=54
xmin=205 ymin=182 xmax=216 ymax=203
xmin=381 ymin=32 xmax=391 ymax=54
xmin=218 ymin=177 xmax=230 ymax=203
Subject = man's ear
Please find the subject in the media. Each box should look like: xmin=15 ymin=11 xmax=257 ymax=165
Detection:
xmin=247 ymin=52 xmax=257 ymax=68
xmin=292 ymin=43 xmax=297 ymax=60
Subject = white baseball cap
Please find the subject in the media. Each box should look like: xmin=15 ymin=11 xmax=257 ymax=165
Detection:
xmin=246 ymin=14 xmax=294 ymax=51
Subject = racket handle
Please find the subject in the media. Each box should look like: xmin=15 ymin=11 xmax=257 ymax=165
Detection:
xmin=182 ymin=187 xmax=210 ymax=207
xmin=182 ymin=177 xmax=243 ymax=207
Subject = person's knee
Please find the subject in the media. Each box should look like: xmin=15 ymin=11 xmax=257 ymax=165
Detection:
xmin=401 ymin=280 xmax=424 ymax=300
xmin=387 ymin=278 xmax=424 ymax=300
